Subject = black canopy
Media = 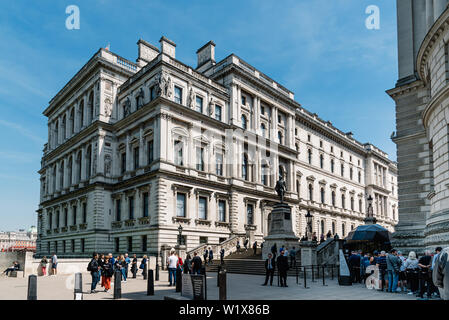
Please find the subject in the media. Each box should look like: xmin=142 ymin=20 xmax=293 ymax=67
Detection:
xmin=346 ymin=224 xmax=391 ymax=242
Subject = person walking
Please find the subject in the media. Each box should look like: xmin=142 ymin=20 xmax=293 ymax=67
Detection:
xmin=88 ymin=252 xmax=100 ymax=294
xmin=140 ymin=255 xmax=148 ymax=277
xmin=208 ymin=248 xmax=213 ymax=265
xmin=253 ymin=241 xmax=258 ymax=255
xmin=167 ymin=251 xmax=178 ymax=286
xmin=236 ymin=241 xmax=241 ymax=254
xmin=289 ymin=247 xmax=297 ymax=268
xmin=262 ymin=253 xmax=276 ymax=286
xmin=203 ymin=248 xmax=208 ymax=264
xmin=376 ymin=251 xmax=388 ymax=291
xmin=386 ymin=249 xmax=401 ymax=293
xmin=191 ymin=252 xmax=202 ymax=275
xmin=244 ymin=238 xmax=249 ymax=252
xmin=120 ymin=255 xmax=128 ymax=282
xmin=404 ymin=251 xmax=419 ymax=295
xmin=101 ymin=256 xmax=113 ymax=292
xmin=51 ymin=253 xmax=58 ymax=276
xmin=417 ymin=250 xmax=433 ymax=300
xmin=277 ymin=249 xmax=289 ymax=287
xmin=40 ymin=256 xmax=48 ymax=276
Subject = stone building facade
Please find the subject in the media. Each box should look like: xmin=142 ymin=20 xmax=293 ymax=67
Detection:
xmin=36 ymin=37 xmax=397 ymax=257
xmin=388 ymin=0 xmax=449 ymax=253
xmin=0 ymin=227 xmax=37 ymax=251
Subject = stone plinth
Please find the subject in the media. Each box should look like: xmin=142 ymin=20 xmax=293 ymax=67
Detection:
xmin=262 ymin=202 xmax=299 ymax=259
xmin=299 ymin=241 xmax=317 ymax=267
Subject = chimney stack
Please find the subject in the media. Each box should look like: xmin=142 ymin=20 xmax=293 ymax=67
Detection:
xmin=136 ymin=39 xmax=159 ymax=67
xmin=159 ymin=36 xmax=176 ymax=59
xmin=196 ymin=41 xmax=216 ymax=71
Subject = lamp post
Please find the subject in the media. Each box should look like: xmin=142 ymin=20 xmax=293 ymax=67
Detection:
xmin=177 ymin=224 xmax=183 ymax=245
xmin=305 ymin=211 xmax=313 ymax=240
xmin=364 ymin=194 xmax=377 ymax=225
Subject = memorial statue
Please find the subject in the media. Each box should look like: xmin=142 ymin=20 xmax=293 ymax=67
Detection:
xmin=136 ymin=87 xmax=144 ymax=109
xmin=188 ymin=88 xmax=195 ymax=109
xmin=275 ymin=174 xmax=287 ymax=203
xmin=123 ymin=97 xmax=131 ymax=117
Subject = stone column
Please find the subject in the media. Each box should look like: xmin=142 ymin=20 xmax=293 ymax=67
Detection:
xmin=254 ymin=96 xmax=260 ymax=135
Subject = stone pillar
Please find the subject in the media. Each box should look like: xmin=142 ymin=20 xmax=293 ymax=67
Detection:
xmin=300 ymin=241 xmax=317 ymax=267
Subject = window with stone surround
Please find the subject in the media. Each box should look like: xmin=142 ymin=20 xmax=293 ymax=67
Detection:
xmin=174 ymin=86 xmax=183 ymax=104
xmin=133 ymin=147 xmax=139 ymax=170
xmin=82 ymin=202 xmax=87 ymax=223
xmin=196 ymin=96 xmax=203 ymax=113
xmin=215 ymin=105 xmax=222 ymax=121
xmin=216 ymin=152 xmax=223 ymax=176
xmin=147 ymin=140 xmax=154 ymax=164
xmin=196 ymin=146 xmax=205 ymax=171
xmin=116 ymin=199 xmax=121 ymax=221
xmin=176 ymin=193 xmax=186 ymax=217
xmin=218 ymin=200 xmax=226 ymax=222
xmin=198 ymin=196 xmax=207 ymax=220
xmin=247 ymin=203 xmax=254 ymax=225
xmin=143 ymin=192 xmax=149 ymax=218
xmin=129 ymin=196 xmax=135 ymax=219
xmin=174 ymin=140 xmax=184 ymax=166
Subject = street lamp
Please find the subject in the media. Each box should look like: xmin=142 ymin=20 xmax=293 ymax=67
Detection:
xmin=177 ymin=224 xmax=183 ymax=245
xmin=367 ymin=195 xmax=373 ymax=217
xmin=305 ymin=210 xmax=313 ymax=240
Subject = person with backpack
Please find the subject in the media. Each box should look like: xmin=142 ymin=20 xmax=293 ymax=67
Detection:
xmin=88 ymin=252 xmax=100 ymax=294
xmin=101 ymin=256 xmax=113 ymax=292
xmin=191 ymin=252 xmax=202 ymax=275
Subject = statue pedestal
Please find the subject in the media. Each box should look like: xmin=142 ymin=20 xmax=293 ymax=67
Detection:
xmin=262 ymin=202 xmax=299 ymax=259
xmin=299 ymin=241 xmax=317 ymax=267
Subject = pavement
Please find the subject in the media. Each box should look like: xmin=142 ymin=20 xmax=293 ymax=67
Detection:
xmin=0 ymin=271 xmax=421 ymax=300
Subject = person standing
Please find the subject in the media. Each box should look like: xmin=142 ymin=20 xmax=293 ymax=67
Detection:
xmin=244 ymin=238 xmax=249 ymax=251
xmin=208 ymin=248 xmax=213 ymax=265
xmin=284 ymin=247 xmax=289 ymax=257
xmin=376 ymin=251 xmax=388 ymax=291
xmin=88 ymin=252 xmax=100 ymax=294
xmin=167 ymin=251 xmax=178 ymax=286
xmin=253 ymin=241 xmax=258 ymax=255
xmin=271 ymin=243 xmax=277 ymax=259
xmin=418 ymin=250 xmax=433 ymax=300
xmin=191 ymin=252 xmax=202 ymax=275
xmin=277 ymin=249 xmax=289 ymax=287
xmin=40 ymin=256 xmax=48 ymax=276
xmin=430 ymin=247 xmax=443 ymax=298
xmin=203 ymin=248 xmax=208 ymax=264
xmin=386 ymin=249 xmax=401 ymax=293
xmin=320 ymin=233 xmax=325 ymax=243
xmin=404 ymin=251 xmax=419 ymax=295
xmin=184 ymin=254 xmax=192 ymax=274
xmin=124 ymin=253 xmax=131 ymax=279
xmin=120 ymin=255 xmax=127 ymax=282
xmin=348 ymin=251 xmax=361 ymax=283
xmin=262 ymin=253 xmax=276 ymax=286
xmin=397 ymin=251 xmax=407 ymax=293
xmin=108 ymin=253 xmax=115 ymax=266
xmin=101 ymin=256 xmax=113 ymax=292
xmin=51 ymin=253 xmax=58 ymax=276
xmin=140 ymin=255 xmax=147 ymax=277
xmin=98 ymin=254 xmax=104 ymax=287
xmin=289 ymin=247 xmax=297 ymax=268
xmin=236 ymin=241 xmax=241 ymax=254
xmin=131 ymin=254 xmax=138 ymax=278
xmin=220 ymin=248 xmax=225 ymax=264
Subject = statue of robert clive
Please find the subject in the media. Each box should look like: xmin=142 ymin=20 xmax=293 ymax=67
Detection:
xmin=275 ymin=173 xmax=287 ymax=203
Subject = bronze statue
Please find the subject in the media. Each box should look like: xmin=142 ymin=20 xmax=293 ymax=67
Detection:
xmin=275 ymin=174 xmax=287 ymax=203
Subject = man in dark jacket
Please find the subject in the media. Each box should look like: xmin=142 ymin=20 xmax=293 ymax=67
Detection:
xmin=89 ymin=252 xmax=100 ymax=293
xmin=376 ymin=251 xmax=388 ymax=291
xmin=386 ymin=249 xmax=402 ymax=293
xmin=262 ymin=253 xmax=276 ymax=286
xmin=191 ymin=252 xmax=202 ymax=275
xmin=348 ymin=251 xmax=361 ymax=283
xmin=277 ymin=249 xmax=289 ymax=287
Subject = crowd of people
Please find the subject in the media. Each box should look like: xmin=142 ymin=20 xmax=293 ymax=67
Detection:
xmin=347 ymin=247 xmax=443 ymax=300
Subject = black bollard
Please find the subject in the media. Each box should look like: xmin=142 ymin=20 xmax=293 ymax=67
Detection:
xmin=143 ymin=262 xmax=148 ymax=280
xmin=303 ymin=266 xmax=308 ymax=289
xmin=322 ymin=265 xmax=327 ymax=286
xmin=147 ymin=269 xmax=154 ymax=296
xmin=277 ymin=269 xmax=280 ymax=287
xmin=296 ymin=265 xmax=298 ymax=285
xmin=155 ymin=262 xmax=160 ymax=281
xmin=312 ymin=265 xmax=315 ymax=282
xmin=113 ymin=270 xmax=122 ymax=299
xmin=27 ymin=275 xmax=37 ymax=300
xmin=331 ymin=265 xmax=334 ymax=280
xmin=219 ymin=270 xmax=227 ymax=300
xmin=201 ymin=267 xmax=207 ymax=301
xmin=175 ymin=268 xmax=182 ymax=292
xmin=74 ymin=273 xmax=83 ymax=300
xmin=316 ymin=265 xmax=320 ymax=278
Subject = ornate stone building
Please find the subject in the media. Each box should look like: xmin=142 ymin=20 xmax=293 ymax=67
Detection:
xmin=0 ymin=227 xmax=37 ymax=252
xmin=388 ymin=0 xmax=449 ymax=253
xmin=36 ymin=37 xmax=397 ymax=257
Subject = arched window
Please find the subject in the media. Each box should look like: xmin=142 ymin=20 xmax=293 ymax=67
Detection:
xmin=359 ymin=199 xmax=362 ymax=212
xmin=68 ymin=156 xmax=73 ymax=186
xmin=350 ymin=167 xmax=353 ymax=180
xmin=350 ymin=197 xmax=354 ymax=211
xmin=308 ymin=149 xmax=312 ymax=164
xmin=358 ymin=171 xmax=361 ymax=183
xmin=79 ymin=100 xmax=84 ymax=128
xmin=341 ymin=194 xmax=346 ymax=209
xmin=320 ymin=154 xmax=324 ymax=169
xmin=332 ymin=221 xmax=336 ymax=235
xmin=70 ymin=108 xmax=75 ymax=134
xmin=320 ymin=187 xmax=325 ymax=203
xmin=54 ymin=120 xmax=59 ymax=146
xmin=241 ymin=115 xmax=247 ymax=130
xmin=308 ymin=184 xmax=313 ymax=201
xmin=77 ymin=151 xmax=82 ymax=182
xmin=62 ymin=115 xmax=66 ymax=140
xmin=59 ymin=161 xmax=64 ymax=190
xmin=321 ymin=220 xmax=325 ymax=235
xmin=331 ymin=191 xmax=336 ymax=206
xmin=341 ymin=163 xmax=344 ymax=177
xmin=88 ymin=92 xmax=94 ymax=124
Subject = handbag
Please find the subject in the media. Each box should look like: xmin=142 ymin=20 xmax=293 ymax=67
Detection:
xmin=139 ymin=263 xmax=145 ymax=269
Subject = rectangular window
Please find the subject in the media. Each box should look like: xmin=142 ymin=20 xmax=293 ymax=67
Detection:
xmin=198 ymin=197 xmax=207 ymax=220
xmin=260 ymin=105 xmax=265 ymax=115
xmin=121 ymin=152 xmax=126 ymax=174
xmin=247 ymin=204 xmax=254 ymax=225
xmin=174 ymin=140 xmax=183 ymax=166
xmin=218 ymin=200 xmax=226 ymax=222
xmin=115 ymin=238 xmax=119 ymax=252
xmin=56 ymin=211 xmax=60 ymax=228
xmin=241 ymin=96 xmax=246 ymax=106
xmin=147 ymin=140 xmax=154 ymax=164
xmin=127 ymin=236 xmax=132 ymax=252
xmin=134 ymin=147 xmax=139 ymax=170
xmin=200 ymin=236 xmax=208 ymax=244
xmin=72 ymin=206 xmax=77 ymax=225
xmin=174 ymin=86 xmax=183 ymax=104
xmin=71 ymin=239 xmax=75 ymax=253
xmin=141 ymin=235 xmax=147 ymax=252
xmin=196 ymin=147 xmax=204 ymax=171
xmin=215 ymin=105 xmax=222 ymax=121
xmin=143 ymin=192 xmax=149 ymax=217
xmin=150 ymin=86 xmax=156 ymax=101
xmin=216 ymin=152 xmax=223 ymax=176
xmin=196 ymin=96 xmax=203 ymax=113
xmin=129 ymin=196 xmax=134 ymax=219
xmin=82 ymin=203 xmax=87 ymax=223
xmin=62 ymin=240 xmax=66 ymax=253
xmin=80 ymin=239 xmax=85 ymax=253
xmin=64 ymin=208 xmax=68 ymax=227
xmin=116 ymin=199 xmax=121 ymax=221
xmin=176 ymin=193 xmax=186 ymax=217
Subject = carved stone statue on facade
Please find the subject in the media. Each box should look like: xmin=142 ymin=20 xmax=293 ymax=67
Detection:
xmin=104 ymin=98 xmax=112 ymax=117
xmin=188 ymin=88 xmax=195 ymax=109
xmin=208 ymin=98 xmax=214 ymax=116
xmin=275 ymin=174 xmax=287 ymax=203
xmin=104 ymin=155 xmax=112 ymax=176
xmin=136 ymin=87 xmax=145 ymax=109
xmin=123 ymin=97 xmax=131 ymax=117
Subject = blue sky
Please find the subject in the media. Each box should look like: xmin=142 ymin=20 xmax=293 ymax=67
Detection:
xmin=0 ymin=0 xmax=398 ymax=231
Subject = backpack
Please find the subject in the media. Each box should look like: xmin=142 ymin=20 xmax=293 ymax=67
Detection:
xmin=87 ymin=259 xmax=95 ymax=272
